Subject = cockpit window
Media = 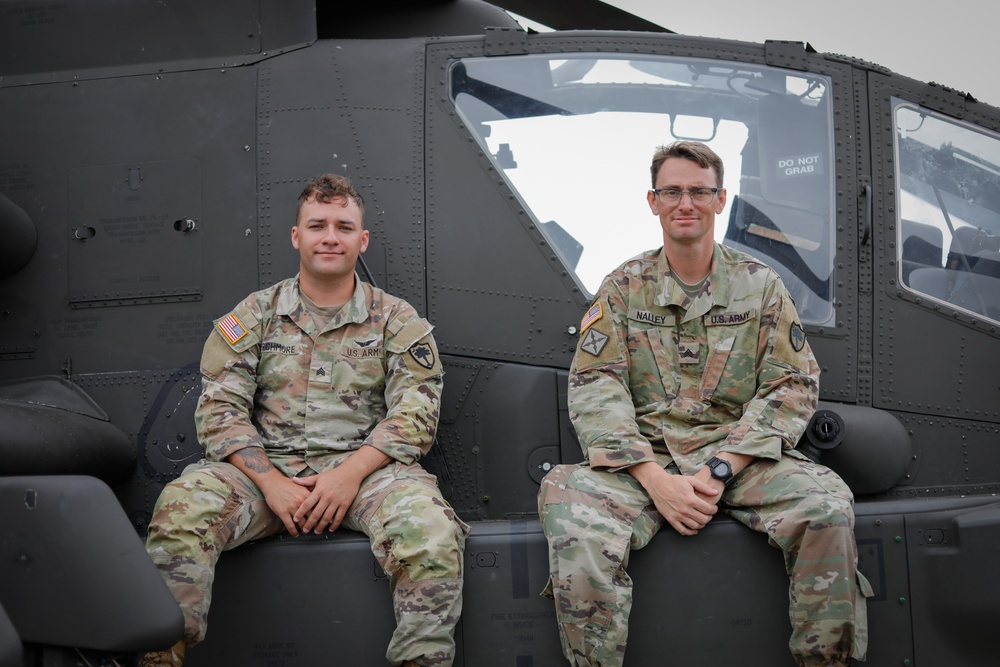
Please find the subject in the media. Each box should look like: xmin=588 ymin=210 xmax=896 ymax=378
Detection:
xmin=450 ymin=54 xmax=836 ymax=326
xmin=895 ymin=101 xmax=1000 ymax=323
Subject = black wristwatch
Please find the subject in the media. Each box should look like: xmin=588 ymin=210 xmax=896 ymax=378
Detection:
xmin=706 ymin=456 xmax=734 ymax=487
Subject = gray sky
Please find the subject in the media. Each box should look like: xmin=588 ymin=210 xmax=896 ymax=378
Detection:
xmin=605 ymin=0 xmax=1000 ymax=109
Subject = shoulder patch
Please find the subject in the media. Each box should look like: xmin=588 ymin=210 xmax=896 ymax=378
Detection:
xmin=580 ymin=328 xmax=609 ymax=356
xmin=409 ymin=342 xmax=436 ymax=370
xmin=203 ymin=300 xmax=262 ymax=378
xmin=386 ymin=317 xmax=405 ymax=336
xmin=385 ymin=316 xmax=433 ymax=354
xmin=201 ymin=332 xmax=235 ymax=380
xmin=769 ymin=295 xmax=810 ymax=370
xmin=572 ymin=296 xmax=624 ymax=371
xmin=790 ymin=321 xmax=806 ymax=352
xmin=580 ymin=301 xmax=603 ymax=333
xmin=212 ymin=304 xmax=260 ymax=353
xmin=398 ymin=332 xmax=442 ymax=378
xmin=217 ymin=313 xmax=248 ymax=345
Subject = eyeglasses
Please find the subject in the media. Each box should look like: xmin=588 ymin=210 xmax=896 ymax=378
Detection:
xmin=651 ymin=187 xmax=721 ymax=204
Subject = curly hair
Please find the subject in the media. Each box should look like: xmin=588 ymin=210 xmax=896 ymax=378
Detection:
xmin=296 ymin=174 xmax=366 ymax=224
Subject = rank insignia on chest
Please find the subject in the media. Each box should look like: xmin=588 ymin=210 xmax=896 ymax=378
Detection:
xmin=580 ymin=328 xmax=609 ymax=357
xmin=311 ymin=361 xmax=333 ymax=383
xmin=217 ymin=313 xmax=248 ymax=345
xmin=678 ymin=339 xmax=700 ymax=364
xmin=790 ymin=321 xmax=806 ymax=352
xmin=580 ymin=302 xmax=603 ymax=333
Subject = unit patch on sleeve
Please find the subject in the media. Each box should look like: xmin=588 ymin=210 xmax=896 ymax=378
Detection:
xmin=217 ymin=313 xmax=248 ymax=345
xmin=790 ymin=321 xmax=806 ymax=352
xmin=580 ymin=328 xmax=609 ymax=357
xmin=580 ymin=302 xmax=603 ymax=333
xmin=410 ymin=342 xmax=436 ymax=370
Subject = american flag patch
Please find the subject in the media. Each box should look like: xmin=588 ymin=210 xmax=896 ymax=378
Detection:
xmin=217 ymin=313 xmax=248 ymax=345
xmin=579 ymin=302 xmax=603 ymax=333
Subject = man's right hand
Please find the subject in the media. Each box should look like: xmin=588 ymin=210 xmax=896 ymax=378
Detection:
xmin=629 ymin=461 xmax=720 ymax=536
xmin=228 ymin=447 xmax=311 ymax=536
xmin=256 ymin=473 xmax=312 ymax=536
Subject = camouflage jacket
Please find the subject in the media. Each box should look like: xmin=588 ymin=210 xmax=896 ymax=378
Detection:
xmin=569 ymin=244 xmax=819 ymax=475
xmin=195 ymin=275 xmax=443 ymax=476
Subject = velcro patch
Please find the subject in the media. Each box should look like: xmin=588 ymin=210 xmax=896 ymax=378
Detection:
xmin=217 ymin=313 xmax=248 ymax=345
xmin=629 ymin=308 xmax=674 ymax=326
xmin=580 ymin=302 xmax=603 ymax=333
xmin=678 ymin=338 xmax=700 ymax=365
xmin=790 ymin=322 xmax=806 ymax=352
xmin=580 ymin=328 xmax=609 ymax=356
xmin=385 ymin=317 xmax=433 ymax=354
xmin=706 ymin=309 xmax=756 ymax=326
xmin=769 ymin=294 xmax=810 ymax=370
xmin=572 ymin=295 xmax=624 ymax=370
xmin=343 ymin=345 xmax=382 ymax=359
xmin=311 ymin=360 xmax=333 ymax=384
xmin=410 ymin=342 xmax=436 ymax=369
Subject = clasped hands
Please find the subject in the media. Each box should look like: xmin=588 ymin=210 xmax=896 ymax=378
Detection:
xmin=629 ymin=461 xmax=726 ymax=536
xmin=258 ymin=446 xmax=390 ymax=537
xmin=257 ymin=464 xmax=363 ymax=536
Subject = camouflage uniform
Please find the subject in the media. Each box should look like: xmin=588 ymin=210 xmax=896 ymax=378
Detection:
xmin=145 ymin=275 xmax=468 ymax=667
xmin=538 ymin=245 xmax=871 ymax=667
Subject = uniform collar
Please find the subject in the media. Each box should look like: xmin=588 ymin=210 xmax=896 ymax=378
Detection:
xmin=277 ymin=274 xmax=370 ymax=334
xmin=654 ymin=244 xmax=731 ymax=322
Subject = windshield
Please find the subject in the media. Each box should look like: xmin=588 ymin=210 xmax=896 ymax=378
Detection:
xmin=895 ymin=101 xmax=1000 ymax=323
xmin=451 ymin=53 xmax=836 ymax=326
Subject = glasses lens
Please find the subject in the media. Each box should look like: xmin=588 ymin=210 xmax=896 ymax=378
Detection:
xmin=657 ymin=188 xmax=714 ymax=203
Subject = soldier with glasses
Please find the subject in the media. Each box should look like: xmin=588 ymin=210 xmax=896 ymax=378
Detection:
xmin=538 ymin=141 xmax=871 ymax=667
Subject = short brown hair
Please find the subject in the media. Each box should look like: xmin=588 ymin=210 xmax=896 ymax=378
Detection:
xmin=296 ymin=174 xmax=366 ymax=224
xmin=650 ymin=141 xmax=724 ymax=189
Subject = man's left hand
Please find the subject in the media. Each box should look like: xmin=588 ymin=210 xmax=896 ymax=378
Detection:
xmin=291 ymin=445 xmax=391 ymax=534
xmin=291 ymin=466 xmax=363 ymax=534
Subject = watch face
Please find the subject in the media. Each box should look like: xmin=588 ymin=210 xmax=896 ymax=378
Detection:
xmin=711 ymin=458 xmax=732 ymax=478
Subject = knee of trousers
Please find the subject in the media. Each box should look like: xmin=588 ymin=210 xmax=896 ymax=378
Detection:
xmin=773 ymin=494 xmax=858 ymax=558
xmin=379 ymin=496 xmax=467 ymax=582
xmin=802 ymin=493 xmax=856 ymax=533
xmin=146 ymin=469 xmax=234 ymax=555
xmin=538 ymin=465 xmax=635 ymax=551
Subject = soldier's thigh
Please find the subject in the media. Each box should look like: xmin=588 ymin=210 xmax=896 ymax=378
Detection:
xmin=344 ymin=463 xmax=467 ymax=578
xmin=160 ymin=460 xmax=283 ymax=549
xmin=345 ymin=463 xmax=466 ymax=540
xmin=724 ymin=455 xmax=855 ymax=541
xmin=728 ymin=455 xmax=853 ymax=508
xmin=539 ymin=463 xmax=662 ymax=550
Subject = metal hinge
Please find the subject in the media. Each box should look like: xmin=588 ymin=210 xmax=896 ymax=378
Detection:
xmin=764 ymin=40 xmax=816 ymax=72
xmin=484 ymin=26 xmax=529 ymax=57
xmin=919 ymin=82 xmax=975 ymax=120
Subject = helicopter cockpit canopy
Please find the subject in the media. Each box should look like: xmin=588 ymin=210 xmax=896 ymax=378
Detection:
xmin=895 ymin=102 xmax=1000 ymax=323
xmin=451 ymin=52 xmax=836 ymax=326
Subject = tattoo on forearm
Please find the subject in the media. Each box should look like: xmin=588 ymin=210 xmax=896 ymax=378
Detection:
xmin=233 ymin=447 xmax=275 ymax=474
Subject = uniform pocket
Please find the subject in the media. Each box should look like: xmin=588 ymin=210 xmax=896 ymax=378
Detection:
xmin=628 ymin=325 xmax=678 ymax=401
xmin=705 ymin=325 xmax=758 ymax=408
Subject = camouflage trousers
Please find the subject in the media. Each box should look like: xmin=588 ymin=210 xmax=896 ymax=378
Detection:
xmin=538 ymin=455 xmax=871 ymax=667
xmin=145 ymin=458 xmax=469 ymax=666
